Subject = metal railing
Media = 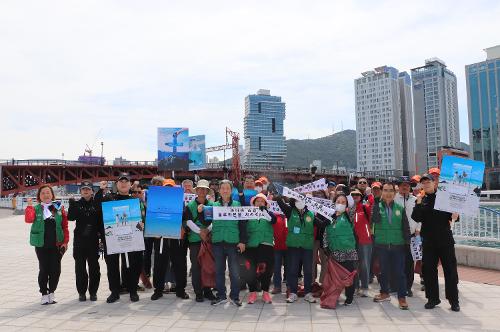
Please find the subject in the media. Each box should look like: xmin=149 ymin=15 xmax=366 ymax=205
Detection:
xmin=453 ymin=206 xmax=500 ymax=243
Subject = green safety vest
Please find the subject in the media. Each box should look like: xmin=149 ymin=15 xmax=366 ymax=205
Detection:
xmin=211 ymin=200 xmax=241 ymax=244
xmin=374 ymin=201 xmax=405 ymax=245
xmin=187 ymin=199 xmax=213 ymax=243
xmin=286 ymin=209 xmax=315 ymax=249
xmin=29 ymin=204 xmax=64 ymax=247
xmin=325 ymin=213 xmax=356 ymax=251
xmin=247 ymin=216 xmax=274 ymax=248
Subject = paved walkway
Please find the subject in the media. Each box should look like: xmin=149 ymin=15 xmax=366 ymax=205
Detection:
xmin=1 ymin=209 xmax=500 ymax=332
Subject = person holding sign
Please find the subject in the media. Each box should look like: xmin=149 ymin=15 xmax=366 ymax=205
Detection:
xmin=323 ymin=194 xmax=358 ymax=306
xmin=244 ymin=193 xmax=277 ymax=304
xmin=371 ymin=183 xmax=411 ymax=310
xmin=95 ymin=173 xmax=144 ymax=303
xmin=184 ymin=179 xmax=216 ymax=302
xmin=275 ymin=195 xmax=317 ymax=304
xmin=411 ymin=174 xmax=460 ymax=312
xmin=68 ymin=181 xmax=102 ymax=302
xmin=25 ymin=185 xmax=69 ymax=305
xmin=202 ymin=180 xmax=247 ymax=307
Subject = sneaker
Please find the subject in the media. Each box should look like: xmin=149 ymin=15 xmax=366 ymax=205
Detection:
xmin=373 ymin=293 xmax=391 ymax=302
xmin=137 ymin=285 xmax=146 ymax=292
xmin=344 ymin=298 xmax=353 ymax=306
xmin=262 ymin=291 xmax=272 ymax=304
xmin=450 ymin=302 xmax=460 ymax=312
xmin=304 ymin=293 xmax=316 ymax=303
xmin=48 ymin=293 xmax=56 ymax=304
xmin=424 ymin=299 xmax=441 ymax=309
xmin=247 ymin=292 xmax=257 ymax=304
xmin=231 ymin=298 xmax=242 ymax=307
xmin=79 ymin=293 xmax=86 ymax=302
xmin=407 ymin=289 xmax=413 ymax=297
xmin=176 ymin=291 xmax=190 ymax=300
xmin=271 ymin=287 xmax=281 ymax=294
xmin=151 ymin=291 xmax=163 ymax=301
xmin=211 ymin=297 xmax=228 ymax=306
xmin=398 ymin=298 xmax=409 ymax=310
xmin=286 ymin=293 xmax=298 ymax=303
xmin=359 ymin=289 xmax=368 ymax=297
xmin=195 ymin=294 xmax=204 ymax=302
xmin=40 ymin=294 xmax=49 ymax=305
xmin=106 ymin=292 xmax=120 ymax=303
xmin=204 ymin=291 xmax=216 ymax=301
xmin=89 ymin=294 xmax=97 ymax=301
xmin=130 ymin=292 xmax=139 ymax=302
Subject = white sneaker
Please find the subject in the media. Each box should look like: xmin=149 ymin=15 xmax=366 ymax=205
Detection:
xmin=286 ymin=293 xmax=298 ymax=303
xmin=41 ymin=295 xmax=49 ymax=305
xmin=360 ymin=289 xmax=368 ymax=297
xmin=304 ymin=293 xmax=316 ymax=303
xmin=48 ymin=293 xmax=56 ymax=304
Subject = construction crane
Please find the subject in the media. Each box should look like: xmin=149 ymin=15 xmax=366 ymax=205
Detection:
xmin=205 ymin=127 xmax=241 ymax=185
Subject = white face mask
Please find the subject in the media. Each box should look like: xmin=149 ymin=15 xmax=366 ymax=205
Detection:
xmin=263 ymin=184 xmax=268 ymax=190
xmin=335 ymin=204 xmax=346 ymax=213
xmin=295 ymin=200 xmax=306 ymax=210
xmin=255 ymin=186 xmax=262 ymax=193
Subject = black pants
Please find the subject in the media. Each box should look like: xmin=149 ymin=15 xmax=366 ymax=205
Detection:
xmin=35 ymin=247 xmax=62 ymax=295
xmin=143 ymin=237 xmax=154 ymax=277
xmin=153 ymin=238 xmax=187 ymax=295
xmin=339 ymin=260 xmax=357 ymax=301
xmin=73 ymin=245 xmax=100 ymax=295
xmin=189 ymin=242 xmax=213 ymax=296
xmin=242 ymin=244 xmax=275 ymax=292
xmin=405 ymin=244 xmax=415 ymax=291
xmin=105 ymin=251 xmax=143 ymax=294
xmin=422 ymin=244 xmax=459 ymax=304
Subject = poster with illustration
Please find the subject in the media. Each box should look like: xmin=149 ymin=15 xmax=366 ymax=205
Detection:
xmin=144 ymin=186 xmax=184 ymax=238
xmin=102 ymin=199 xmax=145 ymax=255
xmin=189 ymin=135 xmax=206 ymax=171
xmin=158 ymin=127 xmax=190 ymax=171
xmin=434 ymin=156 xmax=485 ymax=216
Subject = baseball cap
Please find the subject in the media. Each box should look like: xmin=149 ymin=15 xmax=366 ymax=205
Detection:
xmin=117 ymin=173 xmax=131 ymax=181
xmin=420 ymin=173 xmax=435 ymax=182
xmin=371 ymin=181 xmax=382 ymax=189
xmin=80 ymin=181 xmax=93 ymax=191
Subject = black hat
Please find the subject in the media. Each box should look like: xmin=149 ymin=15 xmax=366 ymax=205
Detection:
xmin=117 ymin=173 xmax=131 ymax=181
xmin=397 ymin=176 xmax=411 ymax=184
xmin=80 ymin=181 xmax=93 ymax=191
xmin=420 ymin=173 xmax=435 ymax=182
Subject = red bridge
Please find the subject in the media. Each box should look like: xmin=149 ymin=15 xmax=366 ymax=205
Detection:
xmin=0 ymin=160 xmax=381 ymax=197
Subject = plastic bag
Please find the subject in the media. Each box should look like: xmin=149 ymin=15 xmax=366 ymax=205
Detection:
xmin=198 ymin=241 xmax=216 ymax=288
xmin=320 ymin=258 xmax=357 ymax=309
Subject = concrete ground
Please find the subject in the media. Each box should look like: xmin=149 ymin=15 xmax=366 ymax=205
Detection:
xmin=1 ymin=208 xmax=500 ymax=332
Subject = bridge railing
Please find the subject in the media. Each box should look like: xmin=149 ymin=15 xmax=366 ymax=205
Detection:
xmin=452 ymin=206 xmax=500 ymax=243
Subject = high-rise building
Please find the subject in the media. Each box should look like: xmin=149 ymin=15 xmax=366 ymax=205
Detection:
xmin=411 ymin=58 xmax=460 ymax=173
xmin=466 ymin=45 xmax=500 ymax=168
xmin=243 ymin=89 xmax=286 ymax=168
xmin=355 ymin=66 xmax=404 ymax=175
xmin=398 ymin=71 xmax=416 ymax=174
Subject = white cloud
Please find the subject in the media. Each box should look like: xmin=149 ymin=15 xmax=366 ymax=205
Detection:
xmin=0 ymin=0 xmax=498 ymax=161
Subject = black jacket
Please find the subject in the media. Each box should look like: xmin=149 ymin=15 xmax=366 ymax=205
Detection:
xmin=68 ymin=197 xmax=103 ymax=248
xmin=411 ymin=193 xmax=457 ymax=247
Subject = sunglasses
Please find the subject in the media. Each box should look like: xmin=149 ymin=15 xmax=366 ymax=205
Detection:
xmin=358 ymin=181 xmax=367 ymax=184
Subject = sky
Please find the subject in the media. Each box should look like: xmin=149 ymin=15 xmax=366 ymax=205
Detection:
xmin=1 ymin=0 xmax=499 ymax=161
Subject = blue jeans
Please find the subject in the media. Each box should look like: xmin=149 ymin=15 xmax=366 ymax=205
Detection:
xmin=287 ymin=247 xmax=313 ymax=294
xmin=273 ymin=250 xmax=287 ymax=289
xmin=376 ymin=245 xmax=407 ymax=298
xmin=212 ymin=243 xmax=240 ymax=301
xmin=357 ymin=243 xmax=373 ymax=289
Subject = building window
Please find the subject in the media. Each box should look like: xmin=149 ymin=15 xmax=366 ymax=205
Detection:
xmin=272 ymin=118 xmax=276 ymax=133
xmin=258 ymin=103 xmax=262 ymax=113
xmin=259 ymin=137 xmax=262 ymax=151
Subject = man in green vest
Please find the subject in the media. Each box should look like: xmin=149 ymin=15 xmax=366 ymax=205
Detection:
xmin=184 ymin=179 xmax=216 ymax=302
xmin=372 ymin=182 xmax=411 ymax=310
xmin=202 ymin=179 xmax=247 ymax=307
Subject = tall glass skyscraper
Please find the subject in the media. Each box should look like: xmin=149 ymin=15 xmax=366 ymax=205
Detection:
xmin=466 ymin=45 xmax=500 ymax=168
xmin=243 ymin=89 xmax=286 ymax=168
xmin=411 ymin=58 xmax=460 ymax=173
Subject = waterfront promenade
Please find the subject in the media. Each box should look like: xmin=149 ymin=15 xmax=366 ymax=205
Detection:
xmin=1 ymin=209 xmax=500 ymax=332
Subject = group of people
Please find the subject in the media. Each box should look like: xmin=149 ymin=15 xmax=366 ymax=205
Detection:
xmin=25 ymin=168 xmax=461 ymax=312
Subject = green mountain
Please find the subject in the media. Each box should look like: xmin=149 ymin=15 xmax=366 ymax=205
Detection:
xmin=285 ymin=130 xmax=356 ymax=169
